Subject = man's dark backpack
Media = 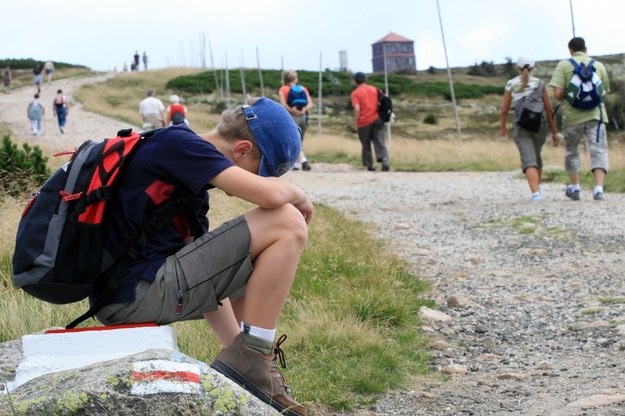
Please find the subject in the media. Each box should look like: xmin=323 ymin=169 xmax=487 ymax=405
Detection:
xmin=12 ymin=128 xmax=198 ymax=329
xmin=170 ymin=104 xmax=186 ymax=125
xmin=286 ymin=85 xmax=308 ymax=110
xmin=377 ymin=89 xmax=393 ymax=123
xmin=171 ymin=111 xmax=185 ymax=125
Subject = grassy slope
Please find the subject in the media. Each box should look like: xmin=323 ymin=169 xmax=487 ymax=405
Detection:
xmin=0 ymin=68 xmax=433 ymax=413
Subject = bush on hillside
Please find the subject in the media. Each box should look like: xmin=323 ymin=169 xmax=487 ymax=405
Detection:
xmin=606 ymin=76 xmax=625 ymax=131
xmin=0 ymin=135 xmax=50 ymax=197
xmin=467 ymin=61 xmax=498 ymax=77
xmin=0 ymin=58 xmax=87 ymax=70
xmin=166 ymin=69 xmax=503 ymax=101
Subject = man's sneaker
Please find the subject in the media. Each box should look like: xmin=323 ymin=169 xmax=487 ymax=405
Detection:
xmin=301 ymin=161 xmax=311 ymax=171
xmin=211 ymin=334 xmax=307 ymax=416
xmin=367 ymin=166 xmax=376 ymax=172
xmin=594 ymin=191 xmax=605 ymax=201
xmin=565 ymin=187 xmax=580 ymax=201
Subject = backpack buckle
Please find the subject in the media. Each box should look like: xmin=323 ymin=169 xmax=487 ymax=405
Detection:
xmin=241 ymin=105 xmax=257 ymax=121
xmin=60 ymin=190 xmax=83 ymax=202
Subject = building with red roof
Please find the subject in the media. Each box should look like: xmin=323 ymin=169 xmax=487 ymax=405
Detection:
xmin=372 ymin=32 xmax=416 ymax=73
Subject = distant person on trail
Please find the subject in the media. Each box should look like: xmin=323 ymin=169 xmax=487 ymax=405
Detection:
xmin=166 ymin=94 xmax=188 ymax=126
xmin=3 ymin=66 xmax=11 ymax=94
xmin=351 ymin=71 xmax=390 ymax=172
xmin=142 ymin=51 xmax=148 ymax=70
xmin=93 ymin=96 xmax=311 ymax=416
xmin=549 ymin=36 xmax=610 ymax=201
xmin=44 ymin=60 xmax=55 ymax=85
xmin=139 ymin=89 xmax=166 ymax=129
xmin=32 ymin=63 xmax=43 ymax=93
xmin=500 ymin=56 xmax=559 ymax=202
xmin=278 ymin=70 xmax=312 ymax=171
xmin=27 ymin=93 xmax=45 ymax=135
xmin=134 ymin=51 xmax=140 ymax=70
xmin=53 ymin=89 xmax=69 ymax=134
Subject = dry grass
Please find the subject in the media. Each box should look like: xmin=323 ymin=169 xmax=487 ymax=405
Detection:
xmin=303 ymin=130 xmax=625 ymax=173
xmin=74 ymin=67 xmax=222 ymax=132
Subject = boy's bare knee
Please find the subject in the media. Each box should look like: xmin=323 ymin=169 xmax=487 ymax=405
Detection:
xmin=280 ymin=204 xmax=308 ymax=244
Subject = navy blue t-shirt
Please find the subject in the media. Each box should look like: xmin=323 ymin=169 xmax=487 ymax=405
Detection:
xmin=103 ymin=124 xmax=234 ymax=304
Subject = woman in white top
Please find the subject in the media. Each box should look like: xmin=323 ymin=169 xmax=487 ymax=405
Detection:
xmin=500 ymin=56 xmax=559 ymax=202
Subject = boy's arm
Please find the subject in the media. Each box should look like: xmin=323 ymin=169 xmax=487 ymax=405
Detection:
xmin=210 ymin=166 xmax=313 ymax=224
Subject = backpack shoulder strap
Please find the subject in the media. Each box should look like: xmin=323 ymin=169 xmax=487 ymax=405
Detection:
xmin=533 ymin=80 xmax=545 ymax=98
xmin=568 ymin=57 xmax=583 ymax=75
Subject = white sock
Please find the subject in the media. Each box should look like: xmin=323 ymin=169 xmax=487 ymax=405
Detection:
xmin=532 ymin=191 xmax=541 ymax=198
xmin=569 ymin=184 xmax=580 ymax=191
xmin=594 ymin=185 xmax=603 ymax=195
xmin=241 ymin=322 xmax=276 ymax=343
xmin=300 ymin=156 xmax=308 ymax=163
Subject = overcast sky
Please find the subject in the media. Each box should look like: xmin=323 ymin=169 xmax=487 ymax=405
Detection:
xmin=4 ymin=0 xmax=623 ymax=73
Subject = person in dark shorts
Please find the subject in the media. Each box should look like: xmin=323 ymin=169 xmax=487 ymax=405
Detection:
xmin=95 ymin=97 xmax=312 ymax=416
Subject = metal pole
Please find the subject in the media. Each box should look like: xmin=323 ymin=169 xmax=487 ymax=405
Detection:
xmin=225 ymin=53 xmax=231 ymax=108
xmin=240 ymin=51 xmax=247 ymax=101
xmin=208 ymin=36 xmax=220 ymax=98
xmin=569 ymin=0 xmax=576 ymax=37
xmin=256 ymin=46 xmax=265 ymax=97
xmin=436 ymin=0 xmax=462 ymax=141
xmin=318 ymin=52 xmax=323 ymax=136
xmin=383 ymin=44 xmax=392 ymax=142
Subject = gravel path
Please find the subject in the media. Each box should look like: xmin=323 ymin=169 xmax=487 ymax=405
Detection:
xmin=286 ymin=167 xmax=625 ymax=416
xmin=3 ymin=77 xmax=625 ymax=416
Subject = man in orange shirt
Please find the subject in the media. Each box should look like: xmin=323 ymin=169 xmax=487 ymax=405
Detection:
xmin=351 ymin=72 xmax=389 ymax=171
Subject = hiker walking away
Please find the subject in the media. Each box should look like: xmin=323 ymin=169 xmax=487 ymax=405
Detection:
xmin=93 ymin=97 xmax=311 ymax=416
xmin=44 ymin=60 xmax=55 ymax=85
xmin=351 ymin=71 xmax=390 ymax=171
xmin=133 ymin=51 xmax=140 ymax=71
xmin=166 ymin=94 xmax=189 ymax=126
xmin=500 ymin=56 xmax=559 ymax=202
xmin=32 ymin=63 xmax=43 ymax=93
xmin=139 ymin=89 xmax=166 ymax=129
xmin=53 ymin=89 xmax=69 ymax=134
xmin=3 ymin=66 xmax=11 ymax=94
xmin=278 ymin=70 xmax=313 ymax=171
xmin=142 ymin=51 xmax=148 ymax=71
xmin=27 ymin=93 xmax=45 ymax=135
xmin=549 ymin=37 xmax=610 ymax=201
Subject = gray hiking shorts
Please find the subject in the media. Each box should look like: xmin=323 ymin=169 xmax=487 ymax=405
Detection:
xmin=563 ymin=121 xmax=609 ymax=174
xmin=513 ymin=125 xmax=546 ymax=171
xmin=96 ymin=215 xmax=253 ymax=325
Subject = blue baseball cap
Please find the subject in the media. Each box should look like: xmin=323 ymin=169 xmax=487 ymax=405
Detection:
xmin=241 ymin=97 xmax=302 ymax=177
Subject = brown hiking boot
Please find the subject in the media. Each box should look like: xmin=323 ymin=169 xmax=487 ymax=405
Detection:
xmin=211 ymin=333 xmax=307 ymax=416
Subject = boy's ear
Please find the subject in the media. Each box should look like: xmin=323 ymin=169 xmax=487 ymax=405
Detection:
xmin=232 ymin=140 xmax=254 ymax=162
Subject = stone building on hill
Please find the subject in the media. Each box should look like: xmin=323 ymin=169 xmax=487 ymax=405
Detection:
xmin=372 ymin=32 xmax=416 ymax=73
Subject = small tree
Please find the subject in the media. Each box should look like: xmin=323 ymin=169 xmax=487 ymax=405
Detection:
xmin=0 ymin=135 xmax=50 ymax=197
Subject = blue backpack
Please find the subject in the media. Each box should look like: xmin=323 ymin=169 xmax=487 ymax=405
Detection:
xmin=565 ymin=58 xmax=606 ymax=110
xmin=287 ymin=85 xmax=308 ymax=110
xmin=29 ymin=101 xmax=42 ymax=119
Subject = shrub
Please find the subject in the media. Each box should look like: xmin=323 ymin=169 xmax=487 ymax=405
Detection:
xmin=0 ymin=135 xmax=50 ymax=197
xmin=606 ymin=76 xmax=625 ymax=131
xmin=467 ymin=61 xmax=498 ymax=77
xmin=423 ymin=114 xmax=438 ymax=125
